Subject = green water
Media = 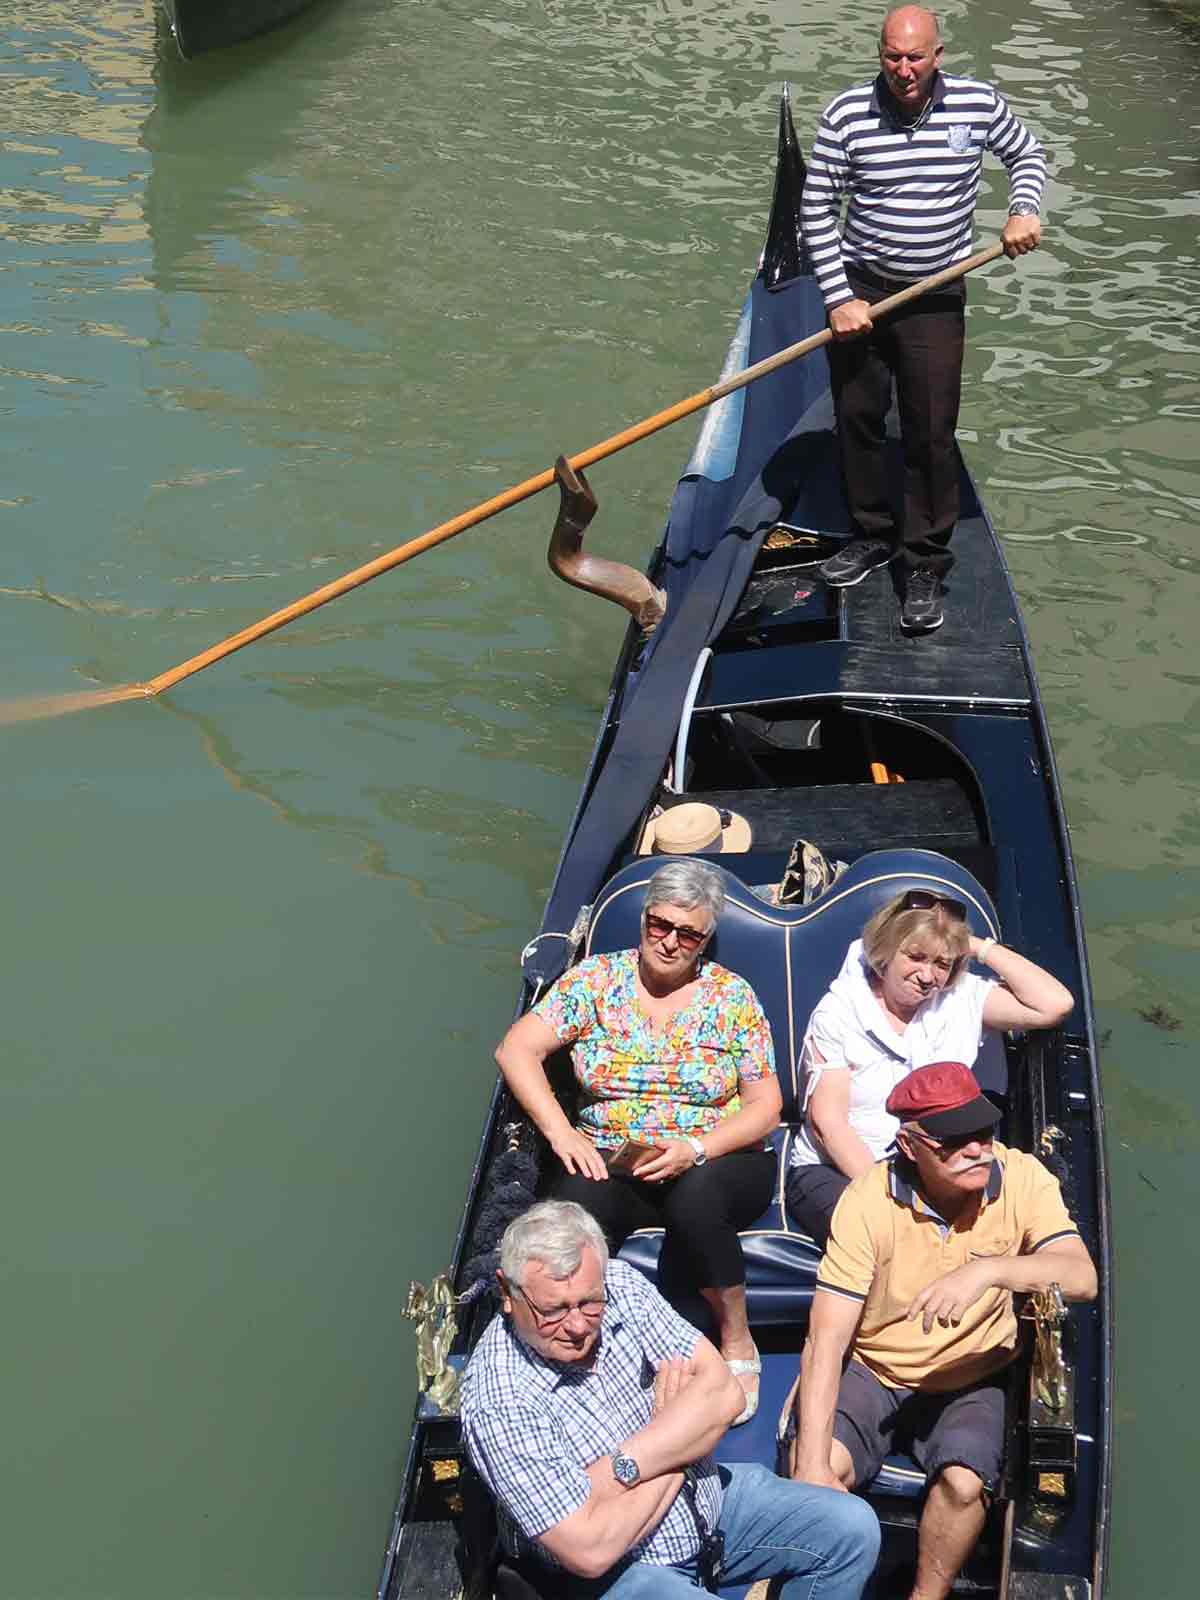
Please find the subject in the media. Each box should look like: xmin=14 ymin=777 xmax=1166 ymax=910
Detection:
xmin=0 ymin=1 xmax=1196 ymax=1594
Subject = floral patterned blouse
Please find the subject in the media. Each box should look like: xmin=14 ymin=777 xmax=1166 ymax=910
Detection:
xmin=533 ymin=949 xmax=776 ymax=1150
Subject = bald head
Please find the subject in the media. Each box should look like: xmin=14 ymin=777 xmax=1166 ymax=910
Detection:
xmin=880 ymin=6 xmax=942 ymax=49
xmin=879 ymin=7 xmax=944 ymax=114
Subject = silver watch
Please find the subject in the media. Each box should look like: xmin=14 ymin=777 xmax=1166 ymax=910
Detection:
xmin=1008 ymin=201 xmax=1039 ymax=217
xmin=612 ymin=1452 xmax=641 ymax=1487
xmin=686 ymin=1136 xmax=708 ymax=1166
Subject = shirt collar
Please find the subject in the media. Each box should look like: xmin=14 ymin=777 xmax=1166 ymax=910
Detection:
xmin=838 ymin=940 xmax=912 ymax=1061
xmin=889 ymin=1149 xmax=1004 ymax=1224
xmin=870 ymin=70 xmax=946 ymax=126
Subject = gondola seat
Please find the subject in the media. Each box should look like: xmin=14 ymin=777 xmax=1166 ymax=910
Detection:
xmin=583 ymin=846 xmax=1003 ymax=1326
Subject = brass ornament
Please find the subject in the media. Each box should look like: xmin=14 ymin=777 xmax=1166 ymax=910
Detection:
xmin=403 ymin=1273 xmax=461 ymax=1414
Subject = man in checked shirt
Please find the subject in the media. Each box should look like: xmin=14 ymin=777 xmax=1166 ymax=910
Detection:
xmin=462 ymin=1200 xmax=879 ymax=1598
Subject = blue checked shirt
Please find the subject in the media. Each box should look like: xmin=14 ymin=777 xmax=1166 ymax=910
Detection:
xmin=461 ymin=1259 xmax=722 ymax=1569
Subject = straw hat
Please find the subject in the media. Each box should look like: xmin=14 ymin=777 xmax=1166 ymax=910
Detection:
xmin=638 ymin=801 xmax=753 ymax=856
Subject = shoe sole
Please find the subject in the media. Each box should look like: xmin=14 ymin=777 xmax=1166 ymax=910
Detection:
xmin=900 ymin=611 xmax=945 ymax=634
xmin=821 ymin=554 xmax=894 ymax=588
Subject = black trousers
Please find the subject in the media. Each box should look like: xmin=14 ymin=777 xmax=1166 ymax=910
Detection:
xmin=827 ymin=266 xmax=966 ymax=576
xmin=553 ymin=1148 xmax=776 ymax=1290
xmin=784 ymin=1162 xmax=851 ymax=1249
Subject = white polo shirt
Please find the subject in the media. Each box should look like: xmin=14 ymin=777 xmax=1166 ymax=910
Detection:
xmin=789 ymin=940 xmax=995 ymax=1168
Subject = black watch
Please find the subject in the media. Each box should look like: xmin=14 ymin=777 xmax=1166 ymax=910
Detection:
xmin=1008 ymin=202 xmax=1039 ymax=217
xmin=612 ymin=1453 xmax=641 ymax=1488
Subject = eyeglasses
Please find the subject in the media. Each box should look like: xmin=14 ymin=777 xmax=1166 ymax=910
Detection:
xmin=901 ymin=889 xmax=967 ymax=923
xmin=510 ymin=1282 xmax=608 ymax=1328
xmin=644 ymin=911 xmax=711 ymax=951
xmin=908 ymin=1127 xmax=995 ymax=1156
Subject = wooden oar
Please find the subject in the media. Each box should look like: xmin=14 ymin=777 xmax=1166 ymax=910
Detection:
xmin=5 ymin=241 xmax=1004 ymax=722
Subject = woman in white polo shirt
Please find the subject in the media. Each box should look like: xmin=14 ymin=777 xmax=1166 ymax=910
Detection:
xmin=786 ymin=889 xmax=1073 ymax=1245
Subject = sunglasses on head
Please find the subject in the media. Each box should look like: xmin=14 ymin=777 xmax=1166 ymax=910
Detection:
xmin=644 ymin=911 xmax=710 ymax=951
xmin=900 ymin=889 xmax=967 ymax=922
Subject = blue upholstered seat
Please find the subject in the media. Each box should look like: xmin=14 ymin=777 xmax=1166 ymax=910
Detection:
xmin=586 ymin=847 xmax=1004 ymax=1325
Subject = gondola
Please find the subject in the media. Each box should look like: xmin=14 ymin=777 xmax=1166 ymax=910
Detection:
xmin=156 ymin=0 xmax=326 ymax=58
xmin=377 ymin=91 xmax=1112 ymax=1600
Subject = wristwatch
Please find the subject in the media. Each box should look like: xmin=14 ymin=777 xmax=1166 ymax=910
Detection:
xmin=686 ymin=1136 xmax=708 ymax=1167
xmin=1008 ymin=201 xmax=1039 ymax=217
xmin=612 ymin=1452 xmax=642 ymax=1488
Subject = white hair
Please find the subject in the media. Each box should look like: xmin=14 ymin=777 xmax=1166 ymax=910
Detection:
xmin=644 ymin=859 xmax=725 ymax=924
xmin=500 ymin=1199 xmax=609 ymax=1287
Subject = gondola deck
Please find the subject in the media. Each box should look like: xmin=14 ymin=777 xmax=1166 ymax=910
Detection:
xmin=377 ymin=93 xmax=1111 ymax=1600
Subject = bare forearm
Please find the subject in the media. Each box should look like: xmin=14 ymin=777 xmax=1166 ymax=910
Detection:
xmin=991 ymin=1248 xmax=1097 ymax=1302
xmin=555 ymin=1470 xmax=684 ymax=1576
xmin=795 ymin=1332 xmax=846 ymax=1475
xmin=623 ymin=1370 xmax=742 ymax=1475
xmin=811 ymin=1116 xmax=876 ymax=1180
xmin=978 ymin=941 xmax=1073 ymax=1023
xmin=495 ymin=1041 xmax=575 ymax=1142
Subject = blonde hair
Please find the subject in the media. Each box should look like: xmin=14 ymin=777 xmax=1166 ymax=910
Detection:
xmin=861 ymin=893 xmax=970 ymax=984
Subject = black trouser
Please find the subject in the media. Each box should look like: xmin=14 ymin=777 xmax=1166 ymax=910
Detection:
xmin=553 ymin=1149 xmax=776 ymax=1289
xmin=827 ymin=265 xmax=966 ymax=576
xmin=784 ymin=1162 xmax=851 ymax=1249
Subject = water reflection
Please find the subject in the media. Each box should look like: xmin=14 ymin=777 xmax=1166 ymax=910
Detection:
xmin=141 ymin=0 xmax=352 ymax=289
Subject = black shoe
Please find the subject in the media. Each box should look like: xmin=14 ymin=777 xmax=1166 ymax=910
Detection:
xmin=818 ymin=538 xmax=894 ymax=588
xmin=900 ymin=567 xmax=944 ymax=633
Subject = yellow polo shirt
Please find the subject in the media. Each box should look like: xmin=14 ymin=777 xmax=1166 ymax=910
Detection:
xmin=816 ymin=1142 xmax=1081 ymax=1392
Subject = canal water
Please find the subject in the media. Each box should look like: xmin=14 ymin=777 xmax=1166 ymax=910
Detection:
xmin=1 ymin=1 xmax=1196 ymax=1594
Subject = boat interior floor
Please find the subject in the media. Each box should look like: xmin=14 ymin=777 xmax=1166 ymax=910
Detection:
xmin=710 ymin=437 xmax=1031 ymax=712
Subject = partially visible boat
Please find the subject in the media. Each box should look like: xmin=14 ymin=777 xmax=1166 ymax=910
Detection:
xmin=157 ymin=0 xmax=327 ymax=58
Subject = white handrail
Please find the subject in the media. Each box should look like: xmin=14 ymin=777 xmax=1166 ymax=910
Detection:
xmin=670 ymin=648 xmax=713 ymax=793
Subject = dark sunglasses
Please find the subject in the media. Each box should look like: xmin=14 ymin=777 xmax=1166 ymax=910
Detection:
xmin=901 ymin=889 xmax=967 ymax=922
xmin=644 ymin=911 xmax=711 ymax=951
xmin=909 ymin=1127 xmax=995 ymax=1156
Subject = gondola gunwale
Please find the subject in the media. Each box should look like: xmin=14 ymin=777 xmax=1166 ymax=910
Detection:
xmin=972 ymin=495 xmax=1113 ymax=1596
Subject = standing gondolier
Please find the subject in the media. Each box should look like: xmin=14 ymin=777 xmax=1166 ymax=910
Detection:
xmin=802 ymin=6 xmax=1045 ymax=633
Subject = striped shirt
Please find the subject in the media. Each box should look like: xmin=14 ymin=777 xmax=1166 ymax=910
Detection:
xmin=461 ymin=1259 xmax=721 ymax=1570
xmin=802 ymin=72 xmax=1046 ymax=310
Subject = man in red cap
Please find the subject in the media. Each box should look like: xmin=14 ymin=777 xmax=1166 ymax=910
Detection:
xmin=787 ymin=1062 xmax=1097 ymax=1600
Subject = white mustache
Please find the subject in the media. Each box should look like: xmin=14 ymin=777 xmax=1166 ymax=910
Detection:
xmin=945 ymin=1152 xmax=994 ymax=1172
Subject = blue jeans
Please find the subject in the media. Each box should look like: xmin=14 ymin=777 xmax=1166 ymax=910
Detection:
xmin=597 ymin=1463 xmax=880 ymax=1600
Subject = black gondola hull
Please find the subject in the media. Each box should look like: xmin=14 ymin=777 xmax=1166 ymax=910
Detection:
xmin=378 ymin=93 xmax=1112 ymax=1600
xmin=157 ymin=0 xmax=324 ymax=58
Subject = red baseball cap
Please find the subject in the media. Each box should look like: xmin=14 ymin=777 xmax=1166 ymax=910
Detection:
xmin=886 ymin=1061 xmax=1002 ymax=1138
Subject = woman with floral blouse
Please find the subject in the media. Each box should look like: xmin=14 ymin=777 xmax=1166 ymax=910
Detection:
xmin=495 ymin=858 xmax=781 ymax=1424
